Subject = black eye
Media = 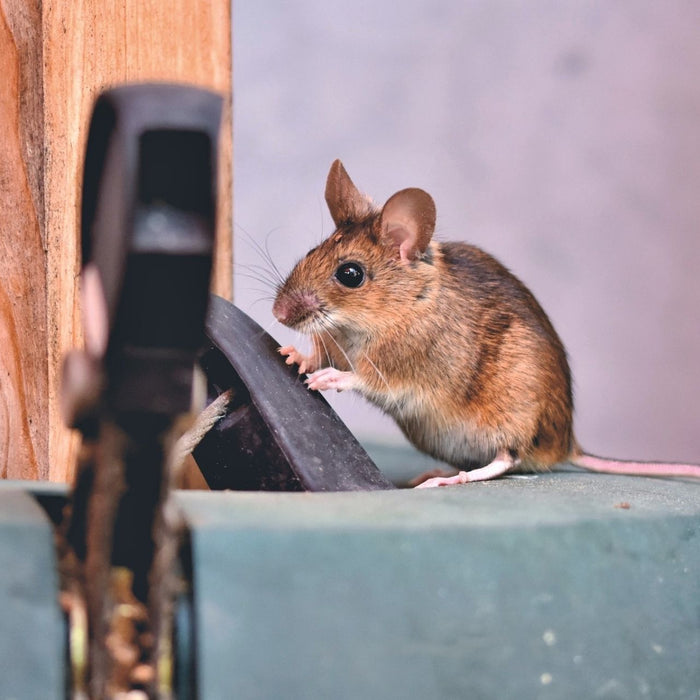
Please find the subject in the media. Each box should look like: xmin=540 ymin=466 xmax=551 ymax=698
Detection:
xmin=334 ymin=261 xmax=365 ymax=288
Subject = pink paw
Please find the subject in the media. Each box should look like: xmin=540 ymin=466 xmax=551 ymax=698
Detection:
xmin=413 ymin=454 xmax=517 ymax=487
xmin=408 ymin=468 xmax=459 ymax=487
xmin=414 ymin=471 xmax=470 ymax=488
xmin=279 ymin=345 xmax=317 ymax=375
xmin=305 ymin=367 xmax=358 ymax=392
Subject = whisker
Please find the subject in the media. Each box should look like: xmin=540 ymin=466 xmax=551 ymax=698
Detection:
xmin=315 ymin=330 xmax=334 ymax=370
xmin=234 ymin=224 xmax=287 ymax=286
xmin=316 ymin=317 xmax=364 ymax=383
xmin=320 ymin=330 xmax=351 ymax=374
xmin=232 ymin=267 xmax=278 ymax=286
xmin=257 ymin=317 xmax=285 ymax=343
xmin=361 ymin=352 xmax=402 ymax=415
xmin=318 ymin=316 xmax=402 ymax=414
xmin=231 ymin=280 xmax=277 ymax=301
xmin=234 ymin=260 xmax=278 ymax=276
xmin=233 ymin=278 xmax=277 ymax=296
xmin=234 ymin=290 xmax=275 ymax=304
xmin=246 ymin=295 xmax=277 ymax=310
xmin=262 ymin=228 xmax=286 ymax=284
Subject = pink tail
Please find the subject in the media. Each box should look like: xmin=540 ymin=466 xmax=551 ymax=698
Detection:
xmin=571 ymin=452 xmax=700 ymax=479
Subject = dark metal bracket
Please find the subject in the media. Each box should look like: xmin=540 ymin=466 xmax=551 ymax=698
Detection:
xmin=59 ymin=80 xmax=392 ymax=700
xmin=195 ymin=295 xmax=395 ymax=492
xmin=63 ymin=82 xmax=223 ymax=699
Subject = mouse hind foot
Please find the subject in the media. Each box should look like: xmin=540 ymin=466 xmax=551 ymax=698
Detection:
xmin=414 ymin=450 xmax=520 ymax=488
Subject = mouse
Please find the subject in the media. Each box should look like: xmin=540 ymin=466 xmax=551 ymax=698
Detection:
xmin=271 ymin=159 xmax=700 ymax=487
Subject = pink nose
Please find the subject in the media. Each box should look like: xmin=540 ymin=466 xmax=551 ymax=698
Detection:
xmin=272 ymin=290 xmax=320 ymax=328
xmin=272 ymin=297 xmax=290 ymax=323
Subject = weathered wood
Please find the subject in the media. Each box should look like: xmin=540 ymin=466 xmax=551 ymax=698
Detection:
xmin=0 ymin=2 xmax=47 ymax=480
xmin=0 ymin=1 xmax=232 ymax=481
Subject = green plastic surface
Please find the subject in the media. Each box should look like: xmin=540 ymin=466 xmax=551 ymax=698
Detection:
xmin=178 ymin=472 xmax=700 ymax=700
xmin=1 ymin=471 xmax=698 ymax=700
xmin=0 ymin=484 xmax=65 ymax=700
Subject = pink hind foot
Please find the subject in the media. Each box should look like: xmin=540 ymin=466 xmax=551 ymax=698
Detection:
xmin=415 ymin=451 xmax=519 ymax=488
xmin=415 ymin=471 xmax=471 ymax=488
xmin=408 ymin=468 xmax=459 ymax=487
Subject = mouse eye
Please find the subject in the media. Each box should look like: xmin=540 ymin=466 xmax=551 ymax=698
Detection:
xmin=334 ymin=261 xmax=365 ymax=288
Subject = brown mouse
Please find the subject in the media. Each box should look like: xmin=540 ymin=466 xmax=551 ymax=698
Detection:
xmin=272 ymin=159 xmax=700 ymax=486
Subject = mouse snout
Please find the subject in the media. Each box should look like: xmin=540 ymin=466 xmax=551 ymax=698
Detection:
xmin=273 ymin=290 xmax=320 ymax=329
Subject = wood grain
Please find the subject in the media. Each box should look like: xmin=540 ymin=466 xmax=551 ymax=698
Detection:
xmin=1 ymin=0 xmax=232 ymax=481
xmin=0 ymin=1 xmax=47 ymax=479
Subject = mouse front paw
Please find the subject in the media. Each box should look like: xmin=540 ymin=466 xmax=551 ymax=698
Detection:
xmin=305 ymin=367 xmax=358 ymax=392
xmin=279 ymin=345 xmax=318 ymax=374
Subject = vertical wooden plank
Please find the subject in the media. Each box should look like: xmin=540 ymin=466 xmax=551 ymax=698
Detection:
xmin=0 ymin=2 xmax=47 ymax=479
xmin=123 ymin=0 xmax=233 ymax=299
xmin=0 ymin=0 xmax=232 ymax=481
xmin=122 ymin=0 xmax=233 ymax=300
xmin=43 ymin=0 xmax=233 ymax=481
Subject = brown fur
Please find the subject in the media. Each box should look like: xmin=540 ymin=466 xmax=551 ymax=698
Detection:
xmin=272 ymin=159 xmax=700 ymax=480
xmin=273 ymin=162 xmax=573 ymax=472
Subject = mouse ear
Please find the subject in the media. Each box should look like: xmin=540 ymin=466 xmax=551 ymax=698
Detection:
xmin=379 ymin=188 xmax=436 ymax=263
xmin=325 ymin=159 xmax=372 ymax=226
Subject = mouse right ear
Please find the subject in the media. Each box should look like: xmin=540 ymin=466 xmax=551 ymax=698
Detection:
xmin=380 ymin=188 xmax=436 ymax=263
xmin=325 ymin=159 xmax=372 ymax=226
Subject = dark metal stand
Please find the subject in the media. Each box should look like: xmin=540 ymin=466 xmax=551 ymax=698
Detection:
xmin=60 ymin=80 xmax=391 ymax=700
xmin=63 ymin=83 xmax=222 ymax=699
xmin=195 ymin=295 xmax=394 ymax=492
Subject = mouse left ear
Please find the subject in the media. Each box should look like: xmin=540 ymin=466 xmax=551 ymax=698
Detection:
xmin=325 ymin=159 xmax=373 ymax=227
xmin=379 ymin=188 xmax=436 ymax=263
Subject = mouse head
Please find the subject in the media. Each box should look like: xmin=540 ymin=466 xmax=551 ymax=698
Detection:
xmin=273 ymin=160 xmax=437 ymax=338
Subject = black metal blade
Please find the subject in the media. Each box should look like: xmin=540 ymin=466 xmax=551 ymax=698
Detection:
xmin=194 ymin=296 xmax=395 ymax=491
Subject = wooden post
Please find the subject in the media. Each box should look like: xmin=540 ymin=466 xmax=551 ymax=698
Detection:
xmin=0 ymin=1 xmax=232 ymax=481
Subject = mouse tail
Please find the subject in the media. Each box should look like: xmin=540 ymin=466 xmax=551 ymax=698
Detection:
xmin=569 ymin=449 xmax=700 ymax=479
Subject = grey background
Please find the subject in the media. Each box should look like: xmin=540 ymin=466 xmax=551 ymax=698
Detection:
xmin=232 ymin=2 xmax=700 ymax=464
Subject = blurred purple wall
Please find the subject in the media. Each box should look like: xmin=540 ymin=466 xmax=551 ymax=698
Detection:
xmin=233 ymin=2 xmax=700 ymax=463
